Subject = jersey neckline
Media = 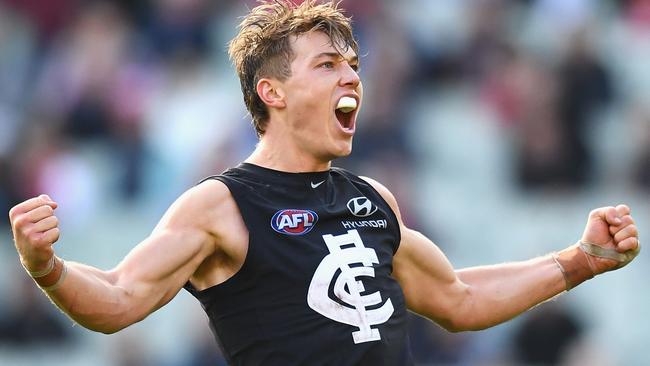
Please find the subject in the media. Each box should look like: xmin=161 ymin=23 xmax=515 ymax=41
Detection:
xmin=236 ymin=162 xmax=332 ymax=185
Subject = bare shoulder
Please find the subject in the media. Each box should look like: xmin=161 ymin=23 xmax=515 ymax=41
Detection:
xmin=182 ymin=178 xmax=245 ymax=236
xmin=161 ymin=179 xmax=233 ymax=229
xmin=186 ymin=178 xmax=235 ymax=213
xmin=181 ymin=178 xmax=249 ymax=290
xmin=183 ymin=178 xmax=232 ymax=205
xmin=158 ymin=178 xmax=246 ymax=251
xmin=359 ymin=176 xmax=403 ymax=223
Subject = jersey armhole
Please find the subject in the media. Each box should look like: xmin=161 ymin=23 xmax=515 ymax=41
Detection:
xmin=333 ymin=168 xmax=403 ymax=254
xmin=362 ymin=181 xmax=403 ymax=254
xmin=183 ymin=175 xmax=254 ymax=296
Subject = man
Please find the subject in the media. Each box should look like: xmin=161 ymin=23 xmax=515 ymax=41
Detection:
xmin=9 ymin=1 xmax=640 ymax=365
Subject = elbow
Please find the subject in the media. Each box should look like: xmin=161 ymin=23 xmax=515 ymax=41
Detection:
xmin=97 ymin=324 xmax=128 ymax=335
xmin=92 ymin=325 xmax=121 ymax=335
xmin=99 ymin=328 xmax=117 ymax=335
xmin=435 ymin=313 xmax=484 ymax=333
xmin=426 ymin=287 xmax=481 ymax=333
xmin=418 ymin=304 xmax=470 ymax=333
xmin=441 ymin=322 xmax=464 ymax=334
xmin=436 ymin=307 xmax=493 ymax=333
xmin=436 ymin=314 xmax=470 ymax=333
xmin=67 ymin=296 xmax=138 ymax=335
xmin=77 ymin=317 xmax=131 ymax=335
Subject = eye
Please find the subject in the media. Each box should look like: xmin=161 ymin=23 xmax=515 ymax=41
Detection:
xmin=350 ymin=64 xmax=360 ymax=72
xmin=320 ymin=61 xmax=335 ymax=69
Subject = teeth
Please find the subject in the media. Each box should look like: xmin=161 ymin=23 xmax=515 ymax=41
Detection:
xmin=336 ymin=97 xmax=357 ymax=113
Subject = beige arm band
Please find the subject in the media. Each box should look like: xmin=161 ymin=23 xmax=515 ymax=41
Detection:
xmin=553 ymin=241 xmax=641 ymax=290
xmin=553 ymin=244 xmax=595 ymax=291
xmin=25 ymin=256 xmax=68 ymax=291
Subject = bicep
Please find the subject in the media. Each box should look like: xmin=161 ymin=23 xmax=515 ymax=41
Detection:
xmin=109 ymin=185 xmax=218 ymax=320
xmin=112 ymin=226 xmax=213 ymax=313
xmin=393 ymin=227 xmax=469 ymax=328
xmin=359 ymin=176 xmax=470 ymax=327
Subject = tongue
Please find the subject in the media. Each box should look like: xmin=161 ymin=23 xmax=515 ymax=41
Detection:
xmin=336 ymin=97 xmax=357 ymax=113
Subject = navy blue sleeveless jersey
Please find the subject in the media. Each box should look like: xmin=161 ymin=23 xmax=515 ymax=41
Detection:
xmin=184 ymin=163 xmax=414 ymax=365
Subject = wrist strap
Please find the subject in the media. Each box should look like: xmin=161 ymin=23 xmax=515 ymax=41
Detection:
xmin=553 ymin=240 xmax=641 ymax=291
xmin=553 ymin=244 xmax=595 ymax=291
xmin=30 ymin=256 xmax=67 ymax=290
xmin=40 ymin=259 xmax=68 ymax=291
xmin=580 ymin=240 xmax=640 ymax=269
xmin=23 ymin=256 xmax=55 ymax=278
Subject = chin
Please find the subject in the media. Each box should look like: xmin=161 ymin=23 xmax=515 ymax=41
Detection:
xmin=332 ymin=143 xmax=353 ymax=159
xmin=318 ymin=135 xmax=354 ymax=161
xmin=320 ymin=146 xmax=352 ymax=162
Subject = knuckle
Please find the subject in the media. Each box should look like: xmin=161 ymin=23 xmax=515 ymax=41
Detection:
xmin=37 ymin=205 xmax=51 ymax=217
xmin=20 ymin=225 xmax=34 ymax=237
xmin=34 ymin=232 xmax=52 ymax=244
xmin=32 ymin=237 xmax=48 ymax=247
xmin=12 ymin=216 xmax=27 ymax=228
xmin=45 ymin=229 xmax=60 ymax=244
xmin=27 ymin=231 xmax=42 ymax=243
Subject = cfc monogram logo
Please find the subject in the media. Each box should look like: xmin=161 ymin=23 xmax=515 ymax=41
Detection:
xmin=307 ymin=229 xmax=394 ymax=344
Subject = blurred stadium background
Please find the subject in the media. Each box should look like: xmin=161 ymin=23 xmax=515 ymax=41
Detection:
xmin=0 ymin=0 xmax=649 ymax=365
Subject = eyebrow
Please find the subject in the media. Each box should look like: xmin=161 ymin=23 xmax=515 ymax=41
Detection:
xmin=313 ymin=52 xmax=359 ymax=64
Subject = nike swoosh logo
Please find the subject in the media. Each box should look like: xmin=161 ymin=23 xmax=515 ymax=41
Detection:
xmin=311 ymin=180 xmax=325 ymax=189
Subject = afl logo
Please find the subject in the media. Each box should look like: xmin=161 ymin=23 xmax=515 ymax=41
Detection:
xmin=271 ymin=209 xmax=319 ymax=235
xmin=347 ymin=197 xmax=378 ymax=217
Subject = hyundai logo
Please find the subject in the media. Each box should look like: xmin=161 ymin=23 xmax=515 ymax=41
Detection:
xmin=346 ymin=197 xmax=378 ymax=217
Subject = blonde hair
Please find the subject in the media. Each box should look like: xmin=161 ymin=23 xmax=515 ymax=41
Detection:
xmin=229 ymin=0 xmax=358 ymax=136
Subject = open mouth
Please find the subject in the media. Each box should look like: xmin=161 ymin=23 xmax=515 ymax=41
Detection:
xmin=335 ymin=96 xmax=357 ymax=131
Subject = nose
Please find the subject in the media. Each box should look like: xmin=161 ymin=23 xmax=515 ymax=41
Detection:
xmin=339 ymin=62 xmax=360 ymax=88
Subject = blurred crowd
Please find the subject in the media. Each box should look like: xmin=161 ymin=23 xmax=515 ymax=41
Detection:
xmin=1 ymin=0 xmax=649 ymax=365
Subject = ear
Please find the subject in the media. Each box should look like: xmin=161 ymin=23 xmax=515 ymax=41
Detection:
xmin=256 ymin=78 xmax=286 ymax=109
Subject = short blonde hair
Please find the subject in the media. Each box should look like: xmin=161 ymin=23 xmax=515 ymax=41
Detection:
xmin=229 ymin=0 xmax=359 ymax=136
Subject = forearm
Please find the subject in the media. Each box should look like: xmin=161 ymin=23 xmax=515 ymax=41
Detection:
xmin=39 ymin=259 xmax=134 ymax=333
xmin=453 ymin=254 xmax=566 ymax=331
xmin=12 ymin=187 xmax=222 ymax=334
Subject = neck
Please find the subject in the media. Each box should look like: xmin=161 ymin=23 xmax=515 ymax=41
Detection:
xmin=246 ymin=136 xmax=332 ymax=173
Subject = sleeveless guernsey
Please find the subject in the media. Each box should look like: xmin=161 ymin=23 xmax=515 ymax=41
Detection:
xmin=184 ymin=163 xmax=413 ymax=365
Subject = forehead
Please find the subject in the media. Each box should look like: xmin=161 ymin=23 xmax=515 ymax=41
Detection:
xmin=290 ymin=31 xmax=357 ymax=62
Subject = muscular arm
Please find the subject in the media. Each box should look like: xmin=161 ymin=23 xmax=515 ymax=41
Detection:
xmin=362 ymin=177 xmax=639 ymax=332
xmin=394 ymin=228 xmax=564 ymax=331
xmin=53 ymin=224 xmax=212 ymax=333
xmin=10 ymin=181 xmax=231 ymax=334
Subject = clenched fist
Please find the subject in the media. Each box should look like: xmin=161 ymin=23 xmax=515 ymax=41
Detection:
xmin=581 ymin=204 xmax=640 ymax=272
xmin=9 ymin=194 xmax=60 ymax=273
xmin=555 ymin=204 xmax=641 ymax=290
